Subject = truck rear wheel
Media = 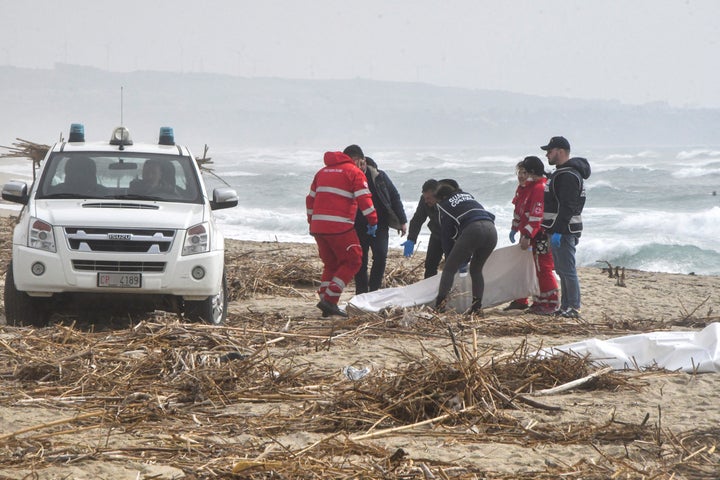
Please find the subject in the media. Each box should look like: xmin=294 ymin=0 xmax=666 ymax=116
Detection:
xmin=184 ymin=271 xmax=227 ymax=325
xmin=4 ymin=262 xmax=49 ymax=327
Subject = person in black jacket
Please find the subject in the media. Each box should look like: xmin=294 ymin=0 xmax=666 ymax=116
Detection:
xmin=345 ymin=145 xmax=408 ymax=294
xmin=540 ymin=136 xmax=591 ymax=319
xmin=435 ymin=180 xmax=497 ymax=315
xmin=402 ymin=179 xmax=444 ymax=278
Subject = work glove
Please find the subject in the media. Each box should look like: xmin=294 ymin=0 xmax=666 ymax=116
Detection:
xmin=551 ymin=233 xmax=562 ymax=248
xmin=458 ymin=262 xmax=469 ymax=274
xmin=401 ymin=240 xmax=414 ymax=257
xmin=509 ymin=229 xmax=517 ymax=243
xmin=366 ymin=224 xmax=378 ymax=237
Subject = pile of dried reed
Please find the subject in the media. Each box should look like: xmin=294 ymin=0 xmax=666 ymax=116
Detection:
xmin=0 ymin=318 xmax=716 ymax=478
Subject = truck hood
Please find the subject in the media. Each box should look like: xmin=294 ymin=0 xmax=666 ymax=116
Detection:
xmin=32 ymin=200 xmax=207 ymax=229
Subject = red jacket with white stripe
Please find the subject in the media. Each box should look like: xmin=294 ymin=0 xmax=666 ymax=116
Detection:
xmin=306 ymin=152 xmax=378 ymax=235
xmin=511 ymin=177 xmax=546 ymax=239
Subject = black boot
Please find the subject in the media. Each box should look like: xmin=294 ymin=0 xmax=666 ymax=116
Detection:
xmin=434 ymin=295 xmax=447 ymax=313
xmin=470 ymin=297 xmax=483 ymax=316
xmin=316 ymin=299 xmax=348 ymax=318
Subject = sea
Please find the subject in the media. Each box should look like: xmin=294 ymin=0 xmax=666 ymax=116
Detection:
xmin=2 ymin=145 xmax=719 ymax=276
xmin=204 ymin=145 xmax=720 ymax=276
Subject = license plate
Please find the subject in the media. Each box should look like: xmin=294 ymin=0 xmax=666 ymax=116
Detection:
xmin=97 ymin=272 xmax=142 ymax=288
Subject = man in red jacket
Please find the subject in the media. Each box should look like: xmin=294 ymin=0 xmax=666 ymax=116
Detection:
xmin=307 ymin=151 xmax=379 ymax=317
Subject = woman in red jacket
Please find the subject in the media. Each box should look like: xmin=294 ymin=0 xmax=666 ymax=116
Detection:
xmin=507 ymin=156 xmax=559 ymax=315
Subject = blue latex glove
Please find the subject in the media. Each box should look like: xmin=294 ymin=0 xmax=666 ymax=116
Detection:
xmin=401 ymin=240 xmax=414 ymax=257
xmin=366 ymin=224 xmax=378 ymax=237
xmin=551 ymin=232 xmax=562 ymax=248
xmin=509 ymin=229 xmax=517 ymax=244
xmin=458 ymin=262 xmax=469 ymax=273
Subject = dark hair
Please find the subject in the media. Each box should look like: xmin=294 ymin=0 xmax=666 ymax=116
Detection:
xmin=364 ymin=156 xmax=378 ymax=169
xmin=521 ymin=156 xmax=546 ymax=177
xmin=421 ymin=179 xmax=438 ymax=192
xmin=343 ymin=144 xmax=364 ymax=159
xmin=437 ymin=178 xmax=459 ymax=190
xmin=435 ymin=182 xmax=459 ymax=200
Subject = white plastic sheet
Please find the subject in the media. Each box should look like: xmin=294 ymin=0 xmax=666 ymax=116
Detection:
xmin=348 ymin=245 xmax=539 ymax=313
xmin=541 ymin=323 xmax=720 ymax=373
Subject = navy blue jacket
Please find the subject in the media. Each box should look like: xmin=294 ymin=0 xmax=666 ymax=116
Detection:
xmin=407 ymin=196 xmax=439 ymax=243
xmin=437 ymin=191 xmax=495 ymax=255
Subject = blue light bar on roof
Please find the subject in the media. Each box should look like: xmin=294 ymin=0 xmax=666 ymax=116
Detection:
xmin=68 ymin=123 xmax=85 ymax=143
xmin=159 ymin=127 xmax=175 ymax=146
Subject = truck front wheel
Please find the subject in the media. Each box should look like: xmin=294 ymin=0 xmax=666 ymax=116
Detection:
xmin=184 ymin=271 xmax=228 ymax=325
xmin=4 ymin=262 xmax=49 ymax=327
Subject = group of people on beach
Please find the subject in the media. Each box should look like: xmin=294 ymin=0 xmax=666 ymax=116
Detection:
xmin=306 ymin=136 xmax=591 ymax=319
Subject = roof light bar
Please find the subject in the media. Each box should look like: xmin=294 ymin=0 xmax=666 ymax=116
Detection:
xmin=159 ymin=126 xmax=175 ymax=146
xmin=68 ymin=123 xmax=85 ymax=143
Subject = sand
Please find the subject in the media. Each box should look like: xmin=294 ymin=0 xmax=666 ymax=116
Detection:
xmin=0 ymin=234 xmax=718 ymax=478
xmin=0 ymin=162 xmax=719 ymax=477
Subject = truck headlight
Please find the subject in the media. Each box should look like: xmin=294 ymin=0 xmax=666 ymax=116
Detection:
xmin=29 ymin=218 xmax=56 ymax=252
xmin=182 ymin=223 xmax=209 ymax=255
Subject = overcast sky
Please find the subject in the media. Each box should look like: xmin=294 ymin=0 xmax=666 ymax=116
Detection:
xmin=1 ymin=0 xmax=718 ymax=108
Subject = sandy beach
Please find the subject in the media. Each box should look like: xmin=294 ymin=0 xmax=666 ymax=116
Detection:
xmin=0 ymin=216 xmax=719 ymax=479
xmin=0 ymin=163 xmax=719 ymax=478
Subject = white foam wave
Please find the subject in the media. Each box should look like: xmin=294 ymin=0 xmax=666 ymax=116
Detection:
xmin=671 ymin=166 xmax=720 ymax=178
xmin=676 ymin=149 xmax=720 ymax=160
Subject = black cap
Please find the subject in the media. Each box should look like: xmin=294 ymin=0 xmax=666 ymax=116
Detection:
xmin=521 ymin=156 xmax=545 ymax=176
xmin=541 ymin=136 xmax=570 ymax=151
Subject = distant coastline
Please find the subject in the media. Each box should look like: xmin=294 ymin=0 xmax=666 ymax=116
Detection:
xmin=2 ymin=64 xmax=720 ymax=149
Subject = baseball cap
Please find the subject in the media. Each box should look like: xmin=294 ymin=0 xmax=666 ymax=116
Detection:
xmin=541 ymin=136 xmax=570 ymax=151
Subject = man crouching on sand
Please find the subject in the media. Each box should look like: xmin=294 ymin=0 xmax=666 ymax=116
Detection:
xmin=306 ymin=151 xmax=379 ymax=317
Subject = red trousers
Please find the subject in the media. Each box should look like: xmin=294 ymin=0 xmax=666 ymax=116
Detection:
xmin=533 ymin=247 xmax=560 ymax=308
xmin=314 ymin=229 xmax=363 ymax=305
xmin=514 ymin=242 xmax=559 ymax=308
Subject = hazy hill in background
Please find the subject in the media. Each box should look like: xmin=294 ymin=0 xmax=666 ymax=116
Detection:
xmin=1 ymin=63 xmax=719 ymax=150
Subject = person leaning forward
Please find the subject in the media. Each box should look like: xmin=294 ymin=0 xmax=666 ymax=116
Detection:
xmin=434 ymin=181 xmax=498 ymax=316
xmin=306 ymin=151 xmax=378 ymax=317
xmin=403 ymin=179 xmax=444 ymax=278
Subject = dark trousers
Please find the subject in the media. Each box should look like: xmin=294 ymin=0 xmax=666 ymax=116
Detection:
xmin=424 ymin=233 xmax=444 ymax=278
xmin=438 ymin=220 xmax=498 ymax=303
xmin=354 ymin=225 xmax=390 ymax=294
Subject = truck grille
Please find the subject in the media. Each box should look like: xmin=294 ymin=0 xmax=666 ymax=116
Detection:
xmin=65 ymin=228 xmax=176 ymax=253
xmin=72 ymin=260 xmax=166 ymax=272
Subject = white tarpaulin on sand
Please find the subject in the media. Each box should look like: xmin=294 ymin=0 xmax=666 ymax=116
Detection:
xmin=541 ymin=323 xmax=720 ymax=373
xmin=348 ymin=245 xmax=539 ymax=313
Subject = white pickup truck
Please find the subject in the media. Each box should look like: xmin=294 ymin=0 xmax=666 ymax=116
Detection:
xmin=2 ymin=124 xmax=238 ymax=326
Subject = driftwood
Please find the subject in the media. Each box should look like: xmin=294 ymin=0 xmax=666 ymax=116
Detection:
xmin=598 ymin=261 xmax=627 ymax=286
xmin=0 ymin=227 xmax=717 ymax=477
xmin=0 ymin=137 xmax=50 ymax=180
xmin=532 ymin=366 xmax=614 ymax=396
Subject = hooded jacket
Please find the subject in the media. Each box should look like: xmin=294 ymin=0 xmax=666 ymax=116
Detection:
xmin=307 ymin=152 xmax=377 ymax=235
xmin=542 ymin=157 xmax=591 ymax=235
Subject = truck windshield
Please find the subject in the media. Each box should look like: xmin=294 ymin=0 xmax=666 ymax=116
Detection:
xmin=36 ymin=152 xmax=204 ymax=203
